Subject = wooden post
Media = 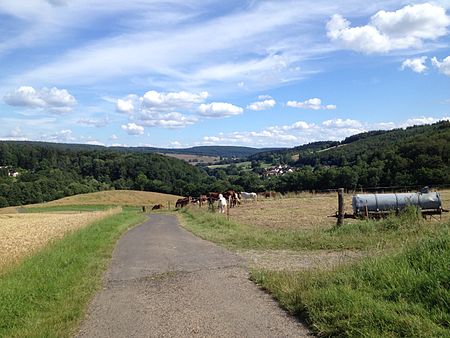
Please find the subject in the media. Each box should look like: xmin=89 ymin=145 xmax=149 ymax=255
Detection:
xmin=337 ymin=188 xmax=344 ymax=226
xmin=168 ymin=201 xmax=171 ymax=210
xmin=227 ymin=196 xmax=231 ymax=220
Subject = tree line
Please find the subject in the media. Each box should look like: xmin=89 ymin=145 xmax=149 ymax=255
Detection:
xmin=1 ymin=121 xmax=449 ymax=207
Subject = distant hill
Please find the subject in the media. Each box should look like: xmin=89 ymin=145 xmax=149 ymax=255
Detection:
xmin=1 ymin=141 xmax=282 ymax=159
xmin=246 ymin=121 xmax=450 ymax=190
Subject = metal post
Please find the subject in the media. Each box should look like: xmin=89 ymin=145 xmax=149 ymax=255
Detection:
xmin=337 ymin=188 xmax=344 ymax=226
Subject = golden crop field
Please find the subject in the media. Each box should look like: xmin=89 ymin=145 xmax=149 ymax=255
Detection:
xmin=0 ymin=190 xmax=182 ymax=214
xmin=229 ymin=189 xmax=450 ymax=230
xmin=0 ymin=208 xmax=120 ymax=269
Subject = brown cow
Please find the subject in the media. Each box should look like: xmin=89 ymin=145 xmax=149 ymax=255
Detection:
xmin=223 ymin=190 xmax=240 ymax=208
xmin=264 ymin=191 xmax=276 ymax=198
xmin=198 ymin=195 xmax=208 ymax=207
xmin=175 ymin=196 xmax=191 ymax=208
xmin=151 ymin=204 xmax=164 ymax=210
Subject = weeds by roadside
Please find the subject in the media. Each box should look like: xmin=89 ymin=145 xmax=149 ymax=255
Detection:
xmin=251 ymin=226 xmax=450 ymax=337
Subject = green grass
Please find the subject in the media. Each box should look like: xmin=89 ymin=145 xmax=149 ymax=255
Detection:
xmin=251 ymin=227 xmax=450 ymax=337
xmin=0 ymin=209 xmax=146 ymax=337
xmin=180 ymin=207 xmax=441 ymax=251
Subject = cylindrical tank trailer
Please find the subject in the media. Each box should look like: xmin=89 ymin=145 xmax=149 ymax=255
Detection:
xmin=352 ymin=191 xmax=443 ymax=218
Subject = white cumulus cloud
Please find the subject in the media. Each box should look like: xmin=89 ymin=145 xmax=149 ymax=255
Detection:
xmin=287 ymin=98 xmax=336 ymax=110
xmin=322 ymin=118 xmax=363 ymax=128
xmin=247 ymin=98 xmax=276 ymax=111
xmin=116 ymin=96 xmax=136 ymax=114
xmin=198 ymin=102 xmax=244 ymax=118
xmin=138 ymin=111 xmax=197 ymax=129
xmin=431 ymin=56 xmax=450 ymax=76
xmin=327 ymin=3 xmax=450 ymax=53
xmin=142 ymin=90 xmax=208 ymax=109
xmin=116 ymin=90 xmax=205 ymax=128
xmin=121 ymin=123 xmax=144 ymax=135
xmin=401 ymin=57 xmax=428 ymax=73
xmin=3 ymin=86 xmax=77 ymax=112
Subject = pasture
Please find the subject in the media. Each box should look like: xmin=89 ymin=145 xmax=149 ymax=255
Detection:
xmin=232 ymin=190 xmax=450 ymax=229
xmin=161 ymin=152 xmax=220 ymax=164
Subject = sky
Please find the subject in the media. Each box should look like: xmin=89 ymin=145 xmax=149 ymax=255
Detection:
xmin=0 ymin=0 xmax=450 ymax=148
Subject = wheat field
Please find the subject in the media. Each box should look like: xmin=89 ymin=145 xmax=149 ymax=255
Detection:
xmin=0 ymin=208 xmax=120 ymax=269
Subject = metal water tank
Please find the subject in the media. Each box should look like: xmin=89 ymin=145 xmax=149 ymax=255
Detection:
xmin=352 ymin=192 xmax=442 ymax=217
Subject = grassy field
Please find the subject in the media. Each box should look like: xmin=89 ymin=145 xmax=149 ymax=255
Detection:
xmin=0 ymin=206 xmax=146 ymax=337
xmin=252 ymin=228 xmax=449 ymax=337
xmin=180 ymin=190 xmax=450 ymax=337
xmin=0 ymin=190 xmax=182 ymax=214
xmin=162 ymin=153 xmax=220 ymax=164
xmin=0 ymin=208 xmax=121 ymax=269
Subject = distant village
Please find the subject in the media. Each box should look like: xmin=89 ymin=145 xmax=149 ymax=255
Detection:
xmin=0 ymin=166 xmax=19 ymax=177
xmin=263 ymin=164 xmax=295 ymax=177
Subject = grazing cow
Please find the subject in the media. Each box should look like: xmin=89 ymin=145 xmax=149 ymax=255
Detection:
xmin=218 ymin=194 xmax=227 ymax=213
xmin=264 ymin=191 xmax=276 ymax=198
xmin=175 ymin=196 xmax=191 ymax=208
xmin=151 ymin=204 xmax=164 ymax=210
xmin=198 ymin=195 xmax=208 ymax=207
xmin=240 ymin=192 xmax=257 ymax=202
xmin=223 ymin=190 xmax=240 ymax=208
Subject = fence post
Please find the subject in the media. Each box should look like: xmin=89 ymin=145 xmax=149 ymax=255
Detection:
xmin=337 ymin=188 xmax=344 ymax=226
xmin=168 ymin=201 xmax=171 ymax=210
xmin=227 ymin=196 xmax=231 ymax=220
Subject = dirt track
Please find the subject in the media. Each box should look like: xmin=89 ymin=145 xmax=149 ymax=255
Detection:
xmin=76 ymin=214 xmax=311 ymax=337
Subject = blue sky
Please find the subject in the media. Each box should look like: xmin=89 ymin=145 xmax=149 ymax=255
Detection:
xmin=0 ymin=0 xmax=449 ymax=148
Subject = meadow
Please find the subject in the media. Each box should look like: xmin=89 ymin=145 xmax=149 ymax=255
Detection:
xmin=180 ymin=189 xmax=450 ymax=337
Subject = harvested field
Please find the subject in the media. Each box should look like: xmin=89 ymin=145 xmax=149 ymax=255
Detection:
xmin=231 ymin=193 xmax=355 ymax=230
xmin=231 ymin=189 xmax=450 ymax=230
xmin=0 ymin=208 xmax=120 ymax=269
xmin=0 ymin=190 xmax=182 ymax=214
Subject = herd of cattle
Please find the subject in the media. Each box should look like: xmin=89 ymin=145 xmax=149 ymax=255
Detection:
xmin=174 ymin=190 xmax=260 ymax=212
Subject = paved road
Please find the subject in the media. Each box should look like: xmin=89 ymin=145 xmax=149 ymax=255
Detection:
xmin=77 ymin=214 xmax=311 ymax=337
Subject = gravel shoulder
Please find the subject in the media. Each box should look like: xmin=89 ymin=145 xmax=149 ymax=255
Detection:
xmin=76 ymin=214 xmax=311 ymax=337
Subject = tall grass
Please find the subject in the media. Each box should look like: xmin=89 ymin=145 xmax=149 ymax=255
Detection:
xmin=0 ymin=209 xmax=145 ymax=337
xmin=252 ymin=226 xmax=450 ymax=337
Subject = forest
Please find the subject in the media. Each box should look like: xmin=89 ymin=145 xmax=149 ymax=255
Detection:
xmin=0 ymin=121 xmax=449 ymax=207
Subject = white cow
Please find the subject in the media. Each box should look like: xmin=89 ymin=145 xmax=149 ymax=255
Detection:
xmin=240 ymin=192 xmax=257 ymax=202
xmin=218 ymin=193 xmax=227 ymax=213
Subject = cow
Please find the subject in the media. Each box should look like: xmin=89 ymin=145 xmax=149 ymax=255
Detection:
xmin=198 ymin=195 xmax=208 ymax=207
xmin=218 ymin=194 xmax=227 ymax=213
xmin=175 ymin=196 xmax=191 ymax=208
xmin=264 ymin=191 xmax=276 ymax=198
xmin=223 ymin=190 xmax=240 ymax=208
xmin=240 ymin=192 xmax=257 ymax=202
xmin=151 ymin=204 xmax=164 ymax=210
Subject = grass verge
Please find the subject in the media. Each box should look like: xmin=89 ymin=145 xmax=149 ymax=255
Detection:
xmin=251 ymin=226 xmax=450 ymax=337
xmin=180 ymin=206 xmax=442 ymax=251
xmin=0 ymin=209 xmax=146 ymax=337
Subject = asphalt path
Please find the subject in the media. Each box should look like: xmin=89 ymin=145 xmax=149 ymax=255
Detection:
xmin=76 ymin=214 xmax=311 ymax=337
